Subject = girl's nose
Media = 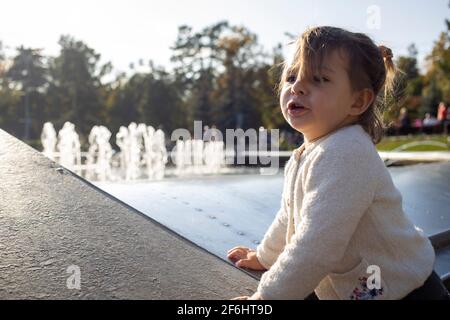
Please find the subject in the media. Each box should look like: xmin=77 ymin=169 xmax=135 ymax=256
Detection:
xmin=291 ymin=77 xmax=308 ymax=96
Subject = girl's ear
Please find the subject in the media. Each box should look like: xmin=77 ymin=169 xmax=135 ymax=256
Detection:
xmin=350 ymin=88 xmax=375 ymax=116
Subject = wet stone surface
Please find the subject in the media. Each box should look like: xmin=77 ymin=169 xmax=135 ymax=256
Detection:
xmin=96 ymin=162 xmax=450 ymax=260
xmin=0 ymin=129 xmax=258 ymax=299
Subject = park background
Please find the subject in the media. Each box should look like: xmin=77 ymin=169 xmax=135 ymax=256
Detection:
xmin=0 ymin=0 xmax=449 ymax=152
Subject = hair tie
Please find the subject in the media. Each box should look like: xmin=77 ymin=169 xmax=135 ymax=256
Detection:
xmin=379 ymin=45 xmax=393 ymax=60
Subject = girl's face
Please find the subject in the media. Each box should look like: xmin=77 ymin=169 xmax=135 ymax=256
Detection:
xmin=279 ymin=49 xmax=360 ymax=143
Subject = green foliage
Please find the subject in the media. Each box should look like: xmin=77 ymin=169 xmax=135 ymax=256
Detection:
xmin=107 ymin=67 xmax=186 ymax=135
xmin=46 ymin=35 xmax=112 ymax=141
xmin=169 ymin=21 xmax=283 ymax=131
xmin=6 ymin=46 xmax=47 ymax=91
xmin=5 ymin=46 xmax=47 ymax=139
xmin=421 ymin=78 xmax=443 ymax=116
xmin=389 ymin=17 xmax=449 ymax=125
xmin=421 ymin=16 xmax=450 ymax=113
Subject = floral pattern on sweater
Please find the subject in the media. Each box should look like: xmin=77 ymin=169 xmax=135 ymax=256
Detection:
xmin=350 ymin=276 xmax=384 ymax=300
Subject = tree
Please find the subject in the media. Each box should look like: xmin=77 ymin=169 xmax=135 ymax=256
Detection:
xmin=0 ymin=41 xmax=5 ymax=76
xmin=386 ymin=43 xmax=424 ymax=122
xmin=253 ymin=43 xmax=286 ymax=130
xmin=0 ymin=79 xmax=22 ymax=136
xmin=170 ymin=22 xmax=228 ymax=129
xmin=213 ymin=24 xmax=262 ymax=129
xmin=171 ymin=21 xmax=272 ymax=131
xmin=6 ymin=46 xmax=48 ymax=140
xmin=421 ymin=78 xmax=443 ymax=116
xmin=46 ymin=35 xmax=112 ymax=141
xmin=106 ymin=62 xmax=186 ymax=138
xmin=106 ymin=73 xmax=144 ymax=134
xmin=425 ymin=23 xmax=450 ymax=103
xmin=138 ymin=65 xmax=186 ymax=133
xmin=422 ymin=3 xmax=450 ymax=111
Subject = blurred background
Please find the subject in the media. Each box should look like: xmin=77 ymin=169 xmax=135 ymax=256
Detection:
xmin=0 ymin=0 xmax=449 ymax=152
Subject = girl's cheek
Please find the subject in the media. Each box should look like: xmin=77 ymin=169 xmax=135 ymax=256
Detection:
xmin=281 ymin=95 xmax=289 ymax=109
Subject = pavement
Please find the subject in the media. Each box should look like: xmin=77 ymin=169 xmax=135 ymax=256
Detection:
xmin=0 ymin=129 xmax=258 ymax=299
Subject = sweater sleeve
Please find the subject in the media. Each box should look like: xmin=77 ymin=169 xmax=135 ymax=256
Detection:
xmin=256 ymin=202 xmax=288 ymax=269
xmin=257 ymin=141 xmax=377 ymax=299
xmin=255 ymin=157 xmax=293 ymax=269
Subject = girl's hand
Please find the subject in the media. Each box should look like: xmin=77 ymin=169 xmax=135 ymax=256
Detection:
xmin=231 ymin=296 xmax=249 ymax=300
xmin=227 ymin=246 xmax=267 ymax=271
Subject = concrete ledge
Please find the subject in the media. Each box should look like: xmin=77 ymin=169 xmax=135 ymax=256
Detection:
xmin=0 ymin=129 xmax=257 ymax=299
xmin=378 ymin=151 xmax=450 ymax=162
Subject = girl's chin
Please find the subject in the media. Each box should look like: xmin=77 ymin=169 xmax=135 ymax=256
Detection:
xmin=288 ymin=115 xmax=308 ymax=126
xmin=288 ymin=121 xmax=308 ymax=133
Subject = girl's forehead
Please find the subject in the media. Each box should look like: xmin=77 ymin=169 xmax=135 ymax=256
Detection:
xmin=287 ymin=48 xmax=348 ymax=74
xmin=322 ymin=49 xmax=349 ymax=72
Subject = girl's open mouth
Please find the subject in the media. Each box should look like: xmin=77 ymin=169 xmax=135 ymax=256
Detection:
xmin=287 ymin=101 xmax=309 ymax=117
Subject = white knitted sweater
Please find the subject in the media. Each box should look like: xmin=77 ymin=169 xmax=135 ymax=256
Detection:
xmin=256 ymin=124 xmax=435 ymax=300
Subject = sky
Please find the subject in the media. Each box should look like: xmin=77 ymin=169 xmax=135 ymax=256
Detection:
xmin=0 ymin=0 xmax=448 ymax=76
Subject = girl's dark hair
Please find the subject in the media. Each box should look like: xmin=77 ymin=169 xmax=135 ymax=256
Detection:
xmin=278 ymin=26 xmax=397 ymax=144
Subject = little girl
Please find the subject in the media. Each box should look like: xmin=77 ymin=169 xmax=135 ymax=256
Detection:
xmin=227 ymin=26 xmax=450 ymax=300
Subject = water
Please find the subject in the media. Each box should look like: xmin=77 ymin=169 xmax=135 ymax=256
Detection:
xmin=95 ymin=162 xmax=450 ymax=260
xmin=95 ymin=174 xmax=281 ymax=259
xmin=41 ymin=121 xmax=225 ymax=181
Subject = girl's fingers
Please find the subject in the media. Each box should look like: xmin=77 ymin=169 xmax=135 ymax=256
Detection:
xmin=228 ymin=253 xmax=242 ymax=262
xmin=227 ymin=248 xmax=247 ymax=260
xmin=227 ymin=248 xmax=239 ymax=256
xmin=231 ymin=296 xmax=249 ymax=300
xmin=227 ymin=246 xmax=249 ymax=254
xmin=235 ymin=258 xmax=251 ymax=268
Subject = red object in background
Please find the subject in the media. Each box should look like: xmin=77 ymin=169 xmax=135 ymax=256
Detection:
xmin=438 ymin=102 xmax=447 ymax=121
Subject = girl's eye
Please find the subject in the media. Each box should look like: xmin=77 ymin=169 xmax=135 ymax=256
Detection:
xmin=313 ymin=75 xmax=330 ymax=83
xmin=286 ymin=75 xmax=296 ymax=83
